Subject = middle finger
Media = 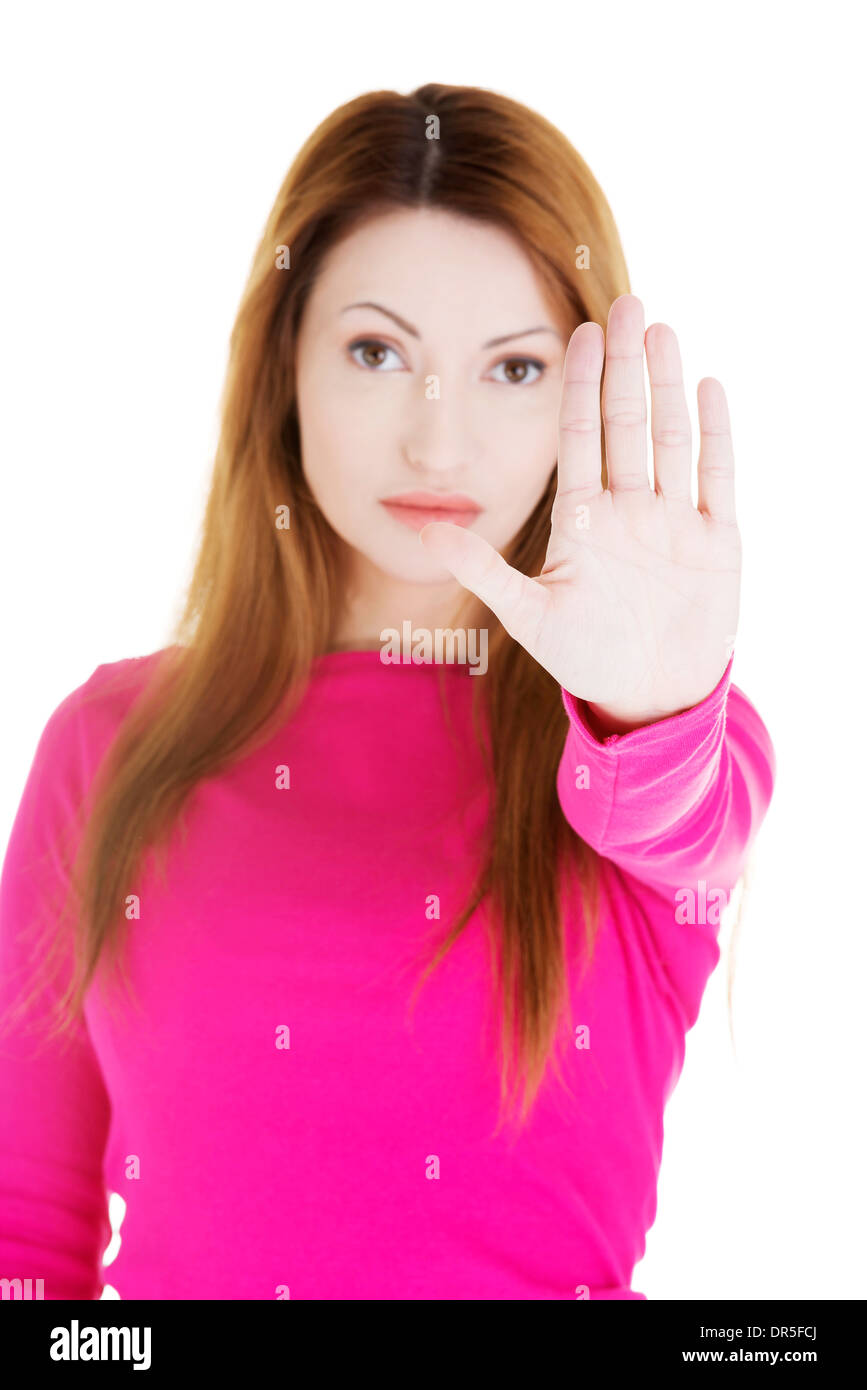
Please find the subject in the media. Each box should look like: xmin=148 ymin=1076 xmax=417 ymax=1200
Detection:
xmin=602 ymin=295 xmax=651 ymax=493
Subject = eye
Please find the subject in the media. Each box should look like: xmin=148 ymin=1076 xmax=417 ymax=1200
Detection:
xmin=347 ymin=338 xmax=404 ymax=371
xmin=489 ymin=356 xmax=546 ymax=386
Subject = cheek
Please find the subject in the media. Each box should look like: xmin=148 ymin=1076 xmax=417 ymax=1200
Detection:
xmin=300 ymin=365 xmax=389 ymax=470
xmin=298 ymin=411 xmax=383 ymax=539
xmin=496 ymin=426 xmax=557 ymax=512
xmin=480 ymin=445 xmax=555 ymax=550
xmin=305 ymin=445 xmax=356 ymax=523
xmin=494 ymin=389 xmax=559 ymax=459
xmin=496 ymin=475 xmax=554 ymax=548
xmin=298 ymin=385 xmax=353 ymax=493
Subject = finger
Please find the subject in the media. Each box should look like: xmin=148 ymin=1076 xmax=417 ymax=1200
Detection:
xmin=556 ymin=321 xmax=605 ymax=499
xmin=602 ymin=295 xmax=651 ymax=493
xmin=645 ymin=323 xmax=692 ymax=501
xmin=696 ymin=378 xmax=736 ymax=523
xmin=418 ymin=522 xmax=549 ymax=651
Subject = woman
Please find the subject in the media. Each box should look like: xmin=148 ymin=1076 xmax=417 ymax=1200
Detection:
xmin=0 ymin=83 xmax=774 ymax=1300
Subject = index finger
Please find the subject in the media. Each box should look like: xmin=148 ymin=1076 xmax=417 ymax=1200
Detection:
xmin=556 ymin=320 xmax=605 ymax=499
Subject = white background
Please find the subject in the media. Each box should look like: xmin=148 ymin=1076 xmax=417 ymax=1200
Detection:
xmin=1 ymin=0 xmax=864 ymax=1300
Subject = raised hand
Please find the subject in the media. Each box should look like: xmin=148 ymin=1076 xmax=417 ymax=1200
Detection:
xmin=418 ymin=294 xmax=741 ymax=731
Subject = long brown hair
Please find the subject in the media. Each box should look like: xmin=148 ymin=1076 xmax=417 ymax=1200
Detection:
xmin=17 ymin=83 xmax=632 ymax=1130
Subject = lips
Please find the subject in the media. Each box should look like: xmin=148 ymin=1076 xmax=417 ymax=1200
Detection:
xmin=380 ymin=491 xmax=482 ymax=532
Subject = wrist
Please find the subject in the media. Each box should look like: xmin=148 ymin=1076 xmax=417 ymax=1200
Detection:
xmin=584 ymin=699 xmax=692 ymax=738
xmin=580 ymin=656 xmax=735 ymax=739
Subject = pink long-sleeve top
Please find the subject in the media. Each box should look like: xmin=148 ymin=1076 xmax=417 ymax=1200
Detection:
xmin=0 ymin=648 xmax=775 ymax=1300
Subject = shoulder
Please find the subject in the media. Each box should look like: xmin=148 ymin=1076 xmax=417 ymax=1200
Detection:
xmin=73 ymin=646 xmax=178 ymax=725
xmin=27 ymin=647 xmax=181 ymax=794
xmin=2 ymin=649 xmax=179 ymax=883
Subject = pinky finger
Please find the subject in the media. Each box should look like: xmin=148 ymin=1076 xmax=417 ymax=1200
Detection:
xmin=697 ymin=378 xmax=736 ymax=524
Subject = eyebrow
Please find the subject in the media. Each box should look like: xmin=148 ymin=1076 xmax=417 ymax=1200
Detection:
xmin=340 ymin=301 xmax=563 ymax=349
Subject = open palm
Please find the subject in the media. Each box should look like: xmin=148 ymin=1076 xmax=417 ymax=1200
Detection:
xmin=419 ymin=295 xmax=741 ymax=728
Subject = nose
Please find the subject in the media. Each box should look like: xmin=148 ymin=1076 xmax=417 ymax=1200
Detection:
xmin=402 ymin=386 xmax=481 ymax=475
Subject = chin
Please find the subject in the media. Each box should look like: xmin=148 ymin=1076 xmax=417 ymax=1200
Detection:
xmin=374 ymin=549 xmax=457 ymax=586
xmin=346 ymin=527 xmax=457 ymax=587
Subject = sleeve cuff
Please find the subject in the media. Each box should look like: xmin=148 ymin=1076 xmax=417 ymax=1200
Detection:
xmin=560 ymin=653 xmax=735 ymax=757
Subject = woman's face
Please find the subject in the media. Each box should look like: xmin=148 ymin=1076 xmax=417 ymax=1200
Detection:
xmin=294 ymin=206 xmax=570 ymax=592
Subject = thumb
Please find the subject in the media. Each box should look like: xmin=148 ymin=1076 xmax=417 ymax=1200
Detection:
xmin=418 ymin=522 xmax=548 ymax=651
